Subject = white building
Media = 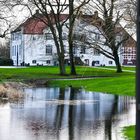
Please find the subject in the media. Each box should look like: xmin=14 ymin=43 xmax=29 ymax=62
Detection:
xmin=10 ymin=11 xmax=136 ymax=66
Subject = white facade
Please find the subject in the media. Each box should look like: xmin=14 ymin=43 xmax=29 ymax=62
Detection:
xmin=10 ymin=31 xmax=23 ymax=66
xmin=10 ymin=19 xmax=122 ymax=67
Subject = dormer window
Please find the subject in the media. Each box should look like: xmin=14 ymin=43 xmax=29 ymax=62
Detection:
xmin=93 ymin=48 xmax=100 ymax=55
xmin=80 ymin=45 xmax=86 ymax=54
xmin=95 ymin=33 xmax=100 ymax=40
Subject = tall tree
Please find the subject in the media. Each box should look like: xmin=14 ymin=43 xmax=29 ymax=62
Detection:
xmin=8 ymin=0 xmax=89 ymax=75
xmin=30 ymin=0 xmax=68 ymax=75
xmin=80 ymin=0 xmax=130 ymax=72
xmin=8 ymin=0 xmax=69 ymax=75
xmin=68 ymin=0 xmax=89 ymax=75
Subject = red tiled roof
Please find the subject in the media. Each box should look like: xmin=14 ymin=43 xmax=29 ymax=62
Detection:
xmin=23 ymin=18 xmax=46 ymax=34
xmin=12 ymin=12 xmax=136 ymax=48
xmin=12 ymin=13 xmax=69 ymax=34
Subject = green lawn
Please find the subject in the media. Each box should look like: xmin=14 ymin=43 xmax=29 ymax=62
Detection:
xmin=0 ymin=66 xmax=135 ymax=97
xmin=102 ymin=66 xmax=136 ymax=71
xmin=49 ymin=75 xmax=135 ymax=96
xmin=0 ymin=66 xmax=134 ymax=80
xmin=122 ymin=126 xmax=135 ymax=140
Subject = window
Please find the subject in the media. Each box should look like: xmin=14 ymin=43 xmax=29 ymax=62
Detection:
xmin=80 ymin=45 xmax=86 ymax=54
xmin=12 ymin=33 xmax=21 ymax=40
xmin=73 ymin=33 xmax=86 ymax=41
xmin=46 ymin=45 xmax=52 ymax=55
xmin=12 ymin=46 xmax=15 ymax=56
xmin=73 ymin=47 xmax=77 ymax=54
xmin=93 ymin=48 xmax=100 ymax=56
xmin=11 ymin=34 xmax=15 ymax=40
xmin=45 ymin=33 xmax=53 ymax=40
xmin=95 ymin=33 xmax=100 ymax=40
xmin=109 ymin=61 xmax=113 ymax=64
xmin=33 ymin=36 xmax=36 ymax=40
xmin=46 ymin=60 xmax=51 ymax=64
xmin=95 ymin=61 xmax=100 ymax=64
xmin=14 ymin=46 xmax=16 ymax=56
xmin=116 ymin=35 xmax=121 ymax=41
xmin=32 ymin=60 xmax=36 ymax=64
xmin=85 ymin=59 xmax=89 ymax=65
xmin=19 ymin=45 xmax=22 ymax=55
xmin=64 ymin=45 xmax=67 ymax=53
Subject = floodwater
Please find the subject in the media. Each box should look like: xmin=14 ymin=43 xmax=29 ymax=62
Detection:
xmin=0 ymin=87 xmax=135 ymax=140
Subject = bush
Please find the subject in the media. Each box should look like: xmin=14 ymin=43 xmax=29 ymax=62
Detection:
xmin=0 ymin=58 xmax=13 ymax=66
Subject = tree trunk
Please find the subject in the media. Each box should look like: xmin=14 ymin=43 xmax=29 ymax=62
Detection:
xmin=53 ymin=33 xmax=66 ymax=75
xmin=58 ymin=53 xmax=66 ymax=75
xmin=68 ymin=0 xmax=76 ymax=75
xmin=69 ymin=41 xmax=76 ymax=75
xmin=113 ymin=50 xmax=122 ymax=73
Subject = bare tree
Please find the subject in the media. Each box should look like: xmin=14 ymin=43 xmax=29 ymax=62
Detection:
xmin=0 ymin=0 xmax=15 ymax=38
xmin=7 ymin=0 xmax=90 ymax=75
xmin=68 ymin=0 xmax=89 ymax=75
xmin=28 ymin=0 xmax=69 ymax=75
xmin=7 ymin=0 xmax=70 ymax=75
xmin=123 ymin=0 xmax=137 ymax=26
xmin=79 ymin=0 xmax=131 ymax=72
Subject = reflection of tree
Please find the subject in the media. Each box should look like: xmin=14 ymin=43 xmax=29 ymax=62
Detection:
xmin=68 ymin=87 xmax=76 ymax=140
xmin=7 ymin=87 xmax=135 ymax=140
xmin=54 ymin=88 xmax=65 ymax=139
xmin=104 ymin=95 xmax=118 ymax=140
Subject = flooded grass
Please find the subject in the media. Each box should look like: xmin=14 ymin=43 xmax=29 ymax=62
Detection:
xmin=0 ymin=83 xmax=25 ymax=102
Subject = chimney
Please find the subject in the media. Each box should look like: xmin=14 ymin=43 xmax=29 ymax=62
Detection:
xmin=35 ymin=10 xmax=40 ymax=14
xmin=94 ymin=11 xmax=98 ymax=18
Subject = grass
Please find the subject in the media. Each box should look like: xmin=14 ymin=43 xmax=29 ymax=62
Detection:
xmin=122 ymin=125 xmax=135 ymax=140
xmin=0 ymin=66 xmax=134 ymax=80
xmin=0 ymin=83 xmax=24 ymax=102
xmin=0 ymin=66 xmax=135 ymax=96
xmin=46 ymin=66 xmax=135 ymax=96
xmin=48 ymin=75 xmax=135 ymax=96
xmin=104 ymin=66 xmax=136 ymax=71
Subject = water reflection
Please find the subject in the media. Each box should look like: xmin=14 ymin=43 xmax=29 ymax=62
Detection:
xmin=0 ymin=87 xmax=135 ymax=140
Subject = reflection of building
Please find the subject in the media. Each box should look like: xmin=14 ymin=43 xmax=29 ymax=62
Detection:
xmin=10 ymin=11 xmax=136 ymax=66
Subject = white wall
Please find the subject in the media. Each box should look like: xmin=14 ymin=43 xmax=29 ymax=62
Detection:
xmin=10 ymin=31 xmax=23 ymax=65
xmin=10 ymin=20 xmax=121 ymax=67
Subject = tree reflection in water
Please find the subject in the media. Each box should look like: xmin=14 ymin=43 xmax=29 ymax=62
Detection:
xmin=0 ymin=87 xmax=135 ymax=140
